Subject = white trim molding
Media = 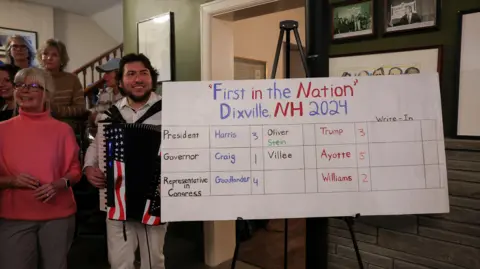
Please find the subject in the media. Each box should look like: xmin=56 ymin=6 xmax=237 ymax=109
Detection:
xmin=200 ymin=0 xmax=279 ymax=80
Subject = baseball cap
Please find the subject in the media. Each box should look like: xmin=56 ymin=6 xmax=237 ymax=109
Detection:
xmin=96 ymin=58 xmax=120 ymax=72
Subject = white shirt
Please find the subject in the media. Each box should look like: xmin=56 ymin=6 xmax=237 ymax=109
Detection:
xmin=91 ymin=87 xmax=124 ymax=125
xmin=83 ymin=92 xmax=162 ymax=169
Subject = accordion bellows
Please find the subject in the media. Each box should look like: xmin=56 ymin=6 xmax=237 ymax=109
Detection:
xmin=103 ymin=123 xmax=162 ymax=225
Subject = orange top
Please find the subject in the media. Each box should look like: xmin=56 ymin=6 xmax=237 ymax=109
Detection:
xmin=0 ymin=109 xmax=81 ymax=220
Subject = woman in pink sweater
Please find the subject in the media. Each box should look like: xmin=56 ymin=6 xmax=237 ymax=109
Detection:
xmin=0 ymin=67 xmax=81 ymax=269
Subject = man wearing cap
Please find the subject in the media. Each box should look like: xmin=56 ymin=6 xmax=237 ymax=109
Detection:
xmin=89 ymin=58 xmax=123 ymax=127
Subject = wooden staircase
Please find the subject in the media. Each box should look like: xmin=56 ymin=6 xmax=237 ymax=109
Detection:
xmin=73 ymin=43 xmax=123 ymax=102
xmin=71 ymin=43 xmax=123 ymax=238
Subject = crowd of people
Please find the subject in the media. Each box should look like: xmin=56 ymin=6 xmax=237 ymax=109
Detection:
xmin=0 ymin=35 xmax=166 ymax=269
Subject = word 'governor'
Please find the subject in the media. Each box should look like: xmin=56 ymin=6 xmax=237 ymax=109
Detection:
xmin=161 ymin=120 xmax=444 ymax=197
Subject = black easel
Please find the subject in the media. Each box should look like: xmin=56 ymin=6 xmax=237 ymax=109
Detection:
xmin=230 ymin=20 xmax=363 ymax=269
xmin=343 ymin=214 xmax=364 ymax=269
xmin=231 ymin=217 xmax=243 ymax=269
xmin=270 ymin=20 xmax=309 ymax=269
xmin=231 ymin=20 xmax=308 ymax=269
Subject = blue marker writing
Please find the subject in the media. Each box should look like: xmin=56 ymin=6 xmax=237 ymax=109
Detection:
xmin=215 ymin=175 xmax=250 ymax=183
xmin=213 ymin=83 xmax=246 ymax=100
xmin=215 ymin=152 xmax=236 ymax=164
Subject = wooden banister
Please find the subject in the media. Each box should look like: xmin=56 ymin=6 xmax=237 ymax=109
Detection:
xmin=76 ymin=43 xmax=123 ymax=112
xmin=73 ymin=44 xmax=123 ymax=75
xmin=74 ymin=43 xmax=123 ymax=95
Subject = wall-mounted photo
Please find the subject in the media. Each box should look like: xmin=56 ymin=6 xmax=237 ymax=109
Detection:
xmin=384 ymin=0 xmax=439 ymax=34
xmin=332 ymin=0 xmax=374 ymax=41
xmin=0 ymin=27 xmax=38 ymax=56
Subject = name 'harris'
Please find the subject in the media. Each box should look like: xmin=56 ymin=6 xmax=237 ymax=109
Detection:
xmin=214 ymin=129 xmax=236 ymax=139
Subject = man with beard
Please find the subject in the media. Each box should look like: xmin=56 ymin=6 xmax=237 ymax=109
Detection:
xmin=83 ymin=53 xmax=165 ymax=269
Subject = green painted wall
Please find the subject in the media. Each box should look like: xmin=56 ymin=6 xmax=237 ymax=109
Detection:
xmin=123 ymin=0 xmax=211 ymax=82
xmin=330 ymin=0 xmax=480 ymax=137
xmin=123 ymin=0 xmax=211 ymax=262
xmin=124 ymin=0 xmax=478 ymax=137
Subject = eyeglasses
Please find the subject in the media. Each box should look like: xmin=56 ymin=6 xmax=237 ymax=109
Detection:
xmin=14 ymin=83 xmax=45 ymax=92
xmin=11 ymin=44 xmax=27 ymax=50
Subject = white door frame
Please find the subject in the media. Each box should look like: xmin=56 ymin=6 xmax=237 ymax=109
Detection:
xmin=198 ymin=0 xmax=280 ymax=266
xmin=200 ymin=0 xmax=279 ymax=81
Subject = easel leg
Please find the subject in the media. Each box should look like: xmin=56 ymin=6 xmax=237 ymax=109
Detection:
xmin=344 ymin=215 xmax=364 ymax=269
xmin=271 ymin=21 xmax=311 ymax=269
xmin=284 ymin=219 xmax=288 ymax=269
xmin=230 ymin=217 xmax=243 ymax=269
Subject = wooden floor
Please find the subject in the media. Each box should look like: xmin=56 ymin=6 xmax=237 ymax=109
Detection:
xmin=237 ymin=219 xmax=306 ymax=269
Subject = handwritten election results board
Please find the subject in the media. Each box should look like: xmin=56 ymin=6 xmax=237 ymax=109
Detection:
xmin=160 ymin=74 xmax=449 ymax=222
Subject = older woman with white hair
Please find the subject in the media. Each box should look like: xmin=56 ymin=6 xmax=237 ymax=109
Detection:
xmin=0 ymin=67 xmax=81 ymax=269
xmin=4 ymin=35 xmax=36 ymax=70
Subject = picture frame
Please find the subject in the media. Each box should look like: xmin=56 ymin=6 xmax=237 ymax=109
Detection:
xmin=0 ymin=27 xmax=38 ymax=56
xmin=332 ymin=0 xmax=375 ymax=41
xmin=454 ymin=8 xmax=480 ymax=138
xmin=329 ymin=45 xmax=442 ymax=78
xmin=384 ymin=0 xmax=439 ymax=34
xmin=137 ymin=12 xmax=176 ymax=83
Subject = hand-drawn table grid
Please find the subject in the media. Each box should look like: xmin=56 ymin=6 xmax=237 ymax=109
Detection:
xmin=161 ymin=119 xmax=444 ymax=197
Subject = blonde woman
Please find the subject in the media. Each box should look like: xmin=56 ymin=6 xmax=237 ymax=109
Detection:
xmin=4 ymin=35 xmax=36 ymax=69
xmin=37 ymin=38 xmax=86 ymax=118
xmin=0 ymin=67 xmax=81 ymax=269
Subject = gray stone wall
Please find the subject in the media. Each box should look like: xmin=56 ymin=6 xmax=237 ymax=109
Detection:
xmin=327 ymin=139 xmax=480 ymax=269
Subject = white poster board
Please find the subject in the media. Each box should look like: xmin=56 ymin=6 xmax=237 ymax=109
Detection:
xmin=160 ymin=75 xmax=449 ymax=222
xmin=456 ymin=11 xmax=480 ymax=136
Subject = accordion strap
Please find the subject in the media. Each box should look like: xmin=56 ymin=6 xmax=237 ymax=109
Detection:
xmin=135 ymin=100 xmax=162 ymax=124
xmin=98 ymin=105 xmax=126 ymax=124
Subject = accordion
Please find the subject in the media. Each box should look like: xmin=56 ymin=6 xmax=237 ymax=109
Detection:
xmin=103 ymin=123 xmax=162 ymax=225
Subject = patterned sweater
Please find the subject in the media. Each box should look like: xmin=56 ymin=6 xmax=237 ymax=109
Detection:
xmin=51 ymin=71 xmax=86 ymax=118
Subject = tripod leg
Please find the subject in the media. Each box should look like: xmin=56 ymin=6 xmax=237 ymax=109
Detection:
xmin=285 ymin=29 xmax=291 ymax=79
xmin=292 ymin=27 xmax=310 ymax=77
xmin=230 ymin=218 xmax=243 ymax=269
xmin=284 ymin=219 xmax=288 ymax=269
xmin=271 ymin=29 xmax=285 ymax=79
xmin=345 ymin=218 xmax=364 ymax=269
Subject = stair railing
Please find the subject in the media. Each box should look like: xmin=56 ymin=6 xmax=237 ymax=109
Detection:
xmin=73 ymin=43 xmax=124 ymax=95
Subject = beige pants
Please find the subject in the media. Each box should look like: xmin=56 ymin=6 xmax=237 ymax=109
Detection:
xmin=107 ymin=219 xmax=167 ymax=269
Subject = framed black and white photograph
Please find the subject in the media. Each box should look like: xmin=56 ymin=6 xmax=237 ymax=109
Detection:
xmin=384 ymin=0 xmax=439 ymax=34
xmin=137 ymin=12 xmax=176 ymax=82
xmin=0 ymin=27 xmax=38 ymax=55
xmin=332 ymin=0 xmax=374 ymax=41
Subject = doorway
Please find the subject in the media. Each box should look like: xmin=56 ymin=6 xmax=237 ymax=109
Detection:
xmin=200 ymin=0 xmax=307 ymax=267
